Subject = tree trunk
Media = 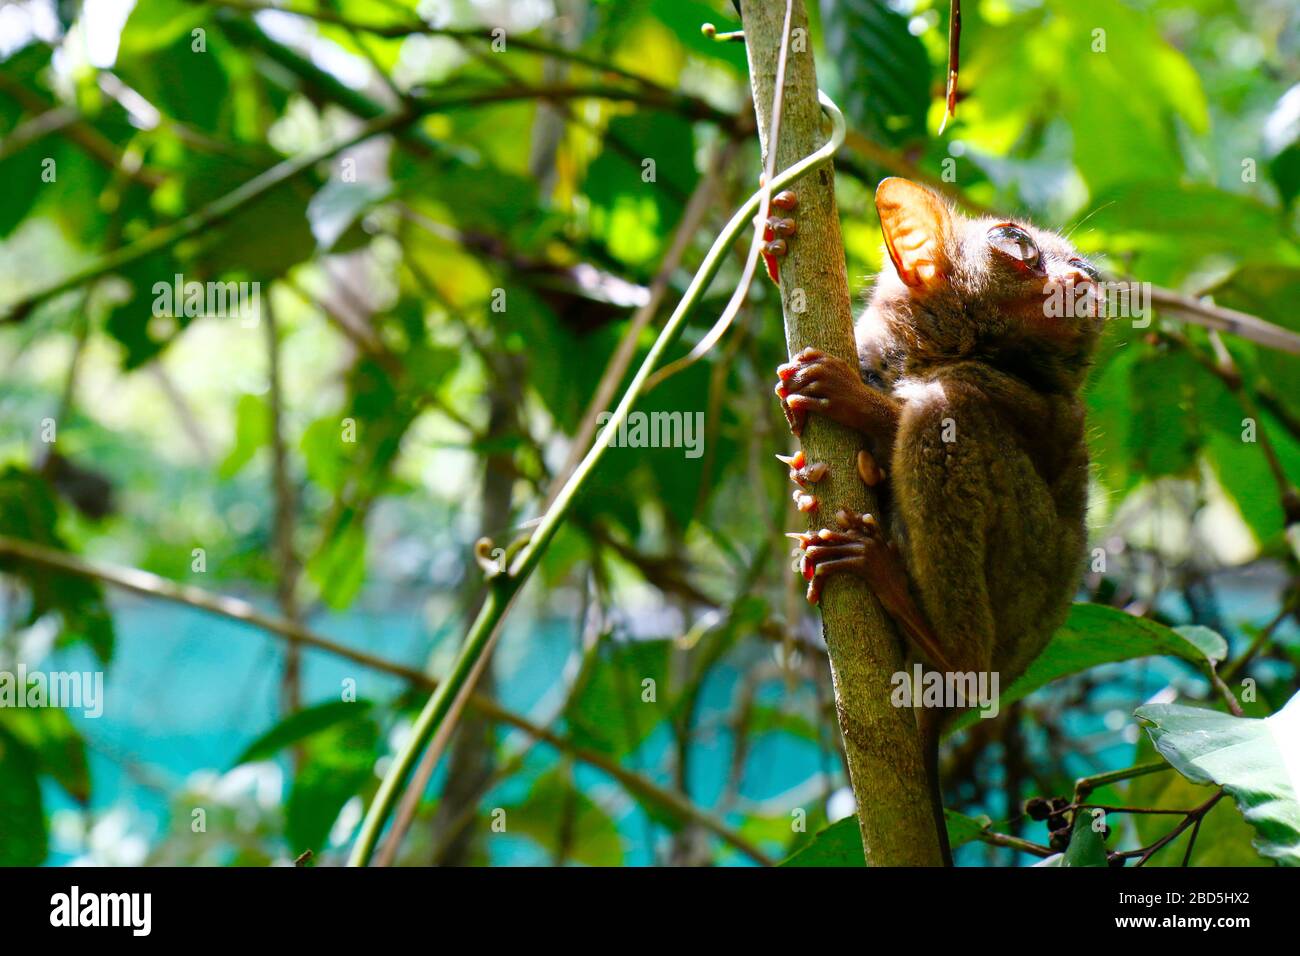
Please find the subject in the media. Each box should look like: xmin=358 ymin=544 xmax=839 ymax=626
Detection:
xmin=739 ymin=0 xmax=945 ymax=866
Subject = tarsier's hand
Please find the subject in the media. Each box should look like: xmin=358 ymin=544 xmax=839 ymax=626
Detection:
xmin=775 ymin=347 xmax=878 ymax=437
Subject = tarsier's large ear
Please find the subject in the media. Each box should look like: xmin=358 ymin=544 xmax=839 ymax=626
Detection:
xmin=875 ymin=177 xmax=952 ymax=289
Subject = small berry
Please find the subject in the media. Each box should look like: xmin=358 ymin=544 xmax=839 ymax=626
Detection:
xmin=1025 ymin=797 xmax=1051 ymax=821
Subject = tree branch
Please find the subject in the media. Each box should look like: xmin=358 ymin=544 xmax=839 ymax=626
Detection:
xmin=739 ymin=0 xmax=945 ymax=866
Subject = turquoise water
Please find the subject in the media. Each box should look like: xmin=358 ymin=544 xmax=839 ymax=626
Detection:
xmin=34 ymin=571 xmax=1293 ymax=866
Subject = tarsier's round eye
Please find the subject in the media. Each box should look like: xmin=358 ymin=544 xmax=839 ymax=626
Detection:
xmin=987 ymin=224 xmax=1041 ymax=270
xmin=1070 ymin=257 xmax=1101 ymax=281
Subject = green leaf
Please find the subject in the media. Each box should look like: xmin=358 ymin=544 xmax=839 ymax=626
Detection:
xmin=0 ymin=731 xmax=48 ymax=865
xmin=307 ymin=180 xmax=390 ymax=252
xmin=0 ymin=466 xmax=115 ymax=662
xmin=779 ymin=811 xmax=989 ymax=866
xmin=306 ymin=519 xmax=368 ymax=611
xmin=819 ymin=0 xmax=930 ymax=146
xmin=1171 ymin=626 xmax=1229 ymax=666
xmin=945 ymin=810 xmax=994 ymax=851
xmin=1128 ymin=753 xmax=1268 ymax=867
xmin=234 ymin=699 xmax=374 ymax=767
xmin=1136 ymin=691 xmax=1300 ymax=866
xmin=286 ymin=715 xmax=379 ymax=855
xmin=218 ymin=393 xmax=269 ymax=480
xmin=0 ymin=708 xmax=91 ymax=804
xmin=1062 ymin=810 xmax=1108 ymax=867
xmin=949 ymin=604 xmax=1219 ymax=734
xmin=564 ymin=638 xmax=670 ymax=758
xmin=503 ymin=767 xmax=624 ymax=867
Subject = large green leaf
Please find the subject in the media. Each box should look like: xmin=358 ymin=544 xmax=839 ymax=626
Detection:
xmin=0 ymin=731 xmax=48 ymax=865
xmin=1136 ymin=691 xmax=1300 ymax=866
xmin=564 ymin=638 xmax=671 ymax=758
xmin=0 ymin=708 xmax=91 ymax=804
xmin=819 ymin=0 xmax=930 ymax=147
xmin=286 ymin=714 xmax=380 ymax=855
xmin=949 ymin=604 xmax=1224 ymax=733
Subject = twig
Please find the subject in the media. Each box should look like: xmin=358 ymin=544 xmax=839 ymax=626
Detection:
xmin=937 ymin=0 xmax=961 ymax=135
xmin=263 ymin=294 xmax=304 ymax=716
xmin=1223 ymin=601 xmax=1294 ymax=682
xmin=643 ymin=0 xmax=796 ymax=389
xmin=0 ymin=71 xmax=165 ymax=188
xmin=973 ymin=828 xmax=1055 ymax=859
xmin=1074 ymin=760 xmax=1171 ymax=802
xmin=1122 ymin=790 xmax=1225 ymax=866
xmin=1150 ymin=287 xmax=1300 ymax=357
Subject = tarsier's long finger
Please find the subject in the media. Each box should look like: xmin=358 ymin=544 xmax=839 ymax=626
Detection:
xmin=774 ymin=381 xmax=806 ymax=436
xmin=806 ymin=556 xmax=866 ymax=604
xmin=785 ymin=527 xmax=855 ymax=550
xmin=785 ymin=395 xmax=829 ymax=420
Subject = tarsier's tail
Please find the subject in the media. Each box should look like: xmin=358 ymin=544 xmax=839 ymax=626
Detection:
xmin=919 ymin=707 xmax=954 ymax=867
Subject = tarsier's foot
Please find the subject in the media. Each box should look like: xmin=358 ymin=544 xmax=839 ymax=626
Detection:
xmin=760 ymin=190 xmax=798 ymax=283
xmin=775 ymin=347 xmax=867 ymax=437
xmin=777 ymin=448 xmax=827 ymax=513
xmin=789 ymin=509 xmax=953 ymax=671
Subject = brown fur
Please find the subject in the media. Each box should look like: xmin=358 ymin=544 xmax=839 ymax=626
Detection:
xmin=857 ymin=180 xmax=1101 ymax=689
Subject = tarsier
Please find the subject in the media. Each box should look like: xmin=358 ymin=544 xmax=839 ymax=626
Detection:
xmin=768 ymin=178 xmax=1103 ymax=861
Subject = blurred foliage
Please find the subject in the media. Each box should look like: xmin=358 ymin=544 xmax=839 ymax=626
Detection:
xmin=0 ymin=0 xmax=1298 ymax=867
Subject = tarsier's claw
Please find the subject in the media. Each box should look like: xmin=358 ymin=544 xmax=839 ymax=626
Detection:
xmin=780 ymin=450 xmax=827 ymax=488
